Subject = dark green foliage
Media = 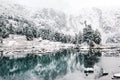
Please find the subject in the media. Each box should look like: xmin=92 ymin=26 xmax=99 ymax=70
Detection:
xmin=2 ymin=28 xmax=9 ymax=38
xmin=53 ymin=32 xmax=68 ymax=43
xmin=54 ymin=32 xmax=61 ymax=41
xmin=83 ymin=25 xmax=94 ymax=43
xmin=0 ymin=16 xmax=10 ymax=41
xmin=39 ymin=29 xmax=52 ymax=40
xmin=25 ymin=27 xmax=34 ymax=41
xmin=83 ymin=25 xmax=101 ymax=46
xmin=84 ymin=49 xmax=101 ymax=67
xmin=37 ymin=28 xmax=74 ymax=43
xmin=8 ymin=24 xmax=15 ymax=34
xmin=74 ymin=32 xmax=83 ymax=44
xmin=53 ymin=32 xmax=74 ymax=43
xmin=32 ymin=27 xmax=38 ymax=38
xmin=93 ymin=29 xmax=101 ymax=44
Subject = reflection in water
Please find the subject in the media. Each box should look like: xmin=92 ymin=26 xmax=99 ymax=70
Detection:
xmin=83 ymin=49 xmax=101 ymax=68
xmin=0 ymin=49 xmax=102 ymax=80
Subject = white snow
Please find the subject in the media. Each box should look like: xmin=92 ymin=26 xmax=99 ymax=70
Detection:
xmin=6 ymin=40 xmax=18 ymax=46
xmin=84 ymin=68 xmax=94 ymax=71
xmin=80 ymin=42 xmax=89 ymax=49
xmin=1 ymin=35 xmax=75 ymax=58
xmin=114 ymin=73 xmax=120 ymax=77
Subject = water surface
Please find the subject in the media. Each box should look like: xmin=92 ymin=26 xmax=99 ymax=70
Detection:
xmin=0 ymin=48 xmax=120 ymax=80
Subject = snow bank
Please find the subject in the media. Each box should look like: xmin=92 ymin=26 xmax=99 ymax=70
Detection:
xmin=1 ymin=35 xmax=75 ymax=58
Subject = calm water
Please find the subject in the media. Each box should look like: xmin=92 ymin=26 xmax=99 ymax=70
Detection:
xmin=0 ymin=49 xmax=120 ymax=80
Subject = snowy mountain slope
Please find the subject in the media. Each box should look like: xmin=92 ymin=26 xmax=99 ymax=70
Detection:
xmin=0 ymin=0 xmax=30 ymax=19
xmin=67 ymin=8 xmax=120 ymax=43
xmin=0 ymin=0 xmax=33 ymax=29
xmin=1 ymin=1 xmax=120 ymax=43
xmin=31 ymin=8 xmax=67 ymax=32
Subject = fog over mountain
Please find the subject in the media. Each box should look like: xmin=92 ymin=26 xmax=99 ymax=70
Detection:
xmin=1 ymin=0 xmax=120 ymax=43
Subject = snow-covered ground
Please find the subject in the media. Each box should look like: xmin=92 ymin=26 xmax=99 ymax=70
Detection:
xmin=1 ymin=35 xmax=75 ymax=58
xmin=1 ymin=34 xmax=120 ymax=58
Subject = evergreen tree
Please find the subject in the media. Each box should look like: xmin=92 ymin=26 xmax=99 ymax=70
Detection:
xmin=25 ymin=27 xmax=34 ymax=41
xmin=93 ymin=29 xmax=101 ymax=44
xmin=74 ymin=32 xmax=82 ymax=44
xmin=2 ymin=28 xmax=9 ymax=38
xmin=0 ymin=26 xmax=3 ymax=44
xmin=83 ymin=25 xmax=101 ymax=46
xmin=78 ymin=32 xmax=83 ymax=44
xmin=9 ymin=24 xmax=14 ymax=34
xmin=83 ymin=25 xmax=94 ymax=43
xmin=0 ymin=19 xmax=9 ymax=44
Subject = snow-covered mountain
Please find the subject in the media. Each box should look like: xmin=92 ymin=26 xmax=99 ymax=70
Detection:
xmin=0 ymin=0 xmax=31 ymax=19
xmin=31 ymin=8 xmax=68 ymax=33
xmin=1 ymin=0 xmax=120 ymax=44
xmin=106 ymin=33 xmax=120 ymax=43
xmin=67 ymin=8 xmax=120 ymax=44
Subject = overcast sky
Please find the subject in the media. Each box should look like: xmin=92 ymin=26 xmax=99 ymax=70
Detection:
xmin=4 ymin=0 xmax=120 ymax=15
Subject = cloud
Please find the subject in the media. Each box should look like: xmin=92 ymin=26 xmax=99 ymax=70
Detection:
xmin=3 ymin=0 xmax=120 ymax=15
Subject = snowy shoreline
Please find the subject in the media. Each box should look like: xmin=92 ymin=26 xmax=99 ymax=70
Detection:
xmin=0 ymin=35 xmax=120 ymax=58
xmin=0 ymin=35 xmax=76 ymax=58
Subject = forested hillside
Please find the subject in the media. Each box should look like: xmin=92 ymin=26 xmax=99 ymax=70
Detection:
xmin=0 ymin=1 xmax=102 ymax=45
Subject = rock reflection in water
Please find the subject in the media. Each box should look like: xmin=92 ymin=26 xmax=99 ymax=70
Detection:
xmin=0 ymin=49 xmax=102 ymax=80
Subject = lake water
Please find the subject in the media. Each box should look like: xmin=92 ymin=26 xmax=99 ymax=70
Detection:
xmin=0 ymin=48 xmax=120 ymax=80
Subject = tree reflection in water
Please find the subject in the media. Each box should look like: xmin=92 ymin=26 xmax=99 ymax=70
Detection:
xmin=83 ymin=49 xmax=102 ymax=68
xmin=0 ymin=49 xmax=102 ymax=80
